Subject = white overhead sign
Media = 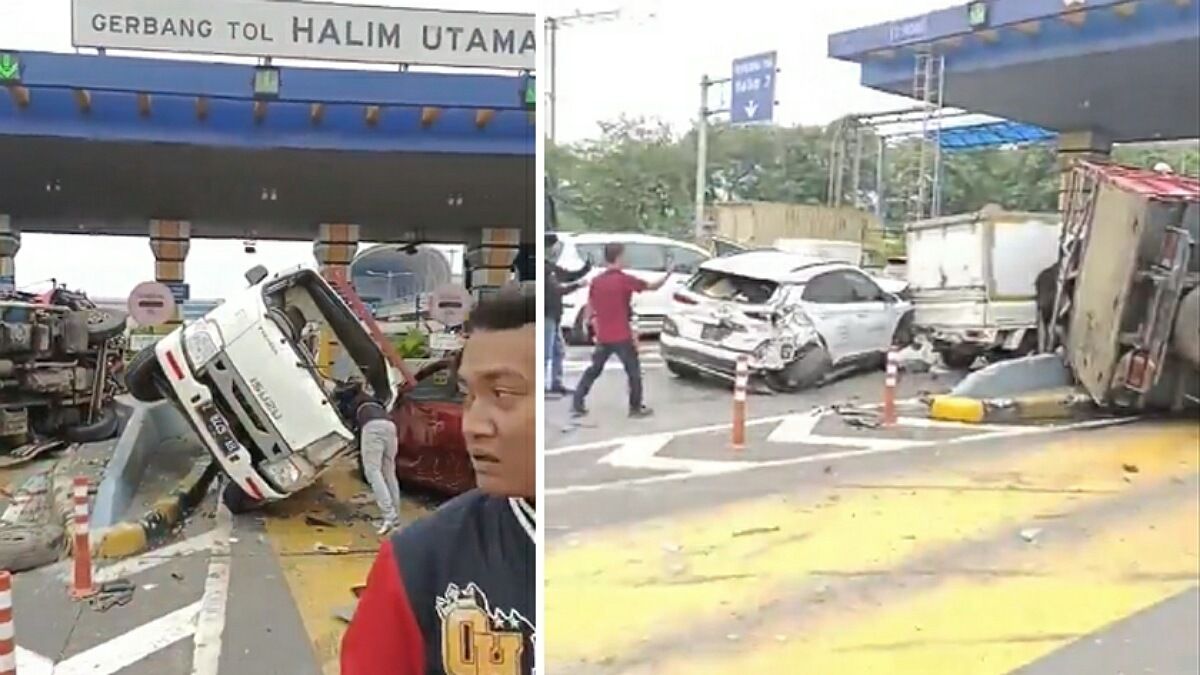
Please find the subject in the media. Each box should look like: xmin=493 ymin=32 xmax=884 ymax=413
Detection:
xmin=71 ymin=0 xmax=535 ymax=70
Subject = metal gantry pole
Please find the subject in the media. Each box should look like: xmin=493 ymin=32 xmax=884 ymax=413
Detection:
xmin=547 ymin=18 xmax=558 ymax=144
xmin=694 ymin=75 xmax=711 ymax=241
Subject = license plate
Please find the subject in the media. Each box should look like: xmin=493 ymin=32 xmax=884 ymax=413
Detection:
xmin=429 ymin=332 xmax=463 ymax=352
xmin=199 ymin=404 xmax=241 ymax=456
xmin=701 ymin=324 xmax=731 ymax=342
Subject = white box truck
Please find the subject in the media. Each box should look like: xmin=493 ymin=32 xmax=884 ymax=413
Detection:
xmin=905 ymin=205 xmax=1062 ymax=368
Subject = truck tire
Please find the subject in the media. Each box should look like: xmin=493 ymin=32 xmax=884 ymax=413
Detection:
xmin=939 ymin=348 xmax=978 ymax=370
xmin=222 ymin=481 xmax=262 ymax=515
xmin=125 ymin=347 xmax=166 ymax=402
xmin=64 ymin=405 xmax=119 ymax=443
xmin=765 ymin=345 xmax=832 ymax=393
xmin=85 ymin=308 xmax=127 ymax=345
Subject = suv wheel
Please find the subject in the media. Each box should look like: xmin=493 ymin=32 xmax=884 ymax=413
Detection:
xmin=125 ymin=347 xmax=166 ymax=402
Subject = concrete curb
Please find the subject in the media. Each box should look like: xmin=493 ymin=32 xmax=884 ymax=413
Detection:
xmin=929 ymin=386 xmax=1099 ymax=424
xmin=94 ymin=459 xmax=219 ymax=560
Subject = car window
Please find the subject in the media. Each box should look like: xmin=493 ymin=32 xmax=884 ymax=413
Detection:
xmin=688 ymin=270 xmax=778 ymax=304
xmin=801 ymin=271 xmax=856 ymax=304
xmin=668 ymin=246 xmax=708 ymax=274
xmin=622 ymin=243 xmax=667 ymax=272
xmin=574 ymin=243 xmax=605 ymax=266
xmin=843 ymin=271 xmax=887 ymax=302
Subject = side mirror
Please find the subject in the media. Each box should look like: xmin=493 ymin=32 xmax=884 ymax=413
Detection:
xmin=245 ymin=265 xmax=269 ymax=286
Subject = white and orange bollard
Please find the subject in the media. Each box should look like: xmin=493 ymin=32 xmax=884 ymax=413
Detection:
xmin=883 ymin=346 xmax=899 ymax=426
xmin=0 ymin=570 xmax=14 ymax=675
xmin=732 ymin=356 xmax=749 ymax=451
xmin=70 ymin=477 xmax=96 ymax=600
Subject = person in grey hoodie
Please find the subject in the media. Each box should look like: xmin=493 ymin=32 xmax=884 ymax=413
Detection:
xmin=357 ymin=399 xmax=402 ymax=535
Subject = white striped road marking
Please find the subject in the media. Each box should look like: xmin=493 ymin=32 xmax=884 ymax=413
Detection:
xmin=54 ymin=529 xmax=221 ymax=584
xmin=191 ymin=503 xmax=232 ymax=675
xmin=599 ymin=433 xmax=755 ymax=475
xmin=546 ymin=416 xmax=1135 ymax=497
xmin=54 ymin=601 xmax=201 ymax=675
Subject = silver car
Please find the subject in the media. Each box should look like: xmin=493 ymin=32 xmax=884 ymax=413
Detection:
xmin=660 ymin=250 xmax=913 ymax=392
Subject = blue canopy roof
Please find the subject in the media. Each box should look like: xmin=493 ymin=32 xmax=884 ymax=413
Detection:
xmin=938 ymin=120 xmax=1057 ymax=151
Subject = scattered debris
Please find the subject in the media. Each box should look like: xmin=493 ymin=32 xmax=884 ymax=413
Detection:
xmin=731 ymin=526 xmax=781 ymax=538
xmin=89 ymin=579 xmax=135 ymax=612
xmin=315 ymin=543 xmax=351 ymax=555
xmin=823 ymin=465 xmax=834 ymax=475
xmin=348 ymin=493 xmax=374 ymax=506
xmin=833 ymin=406 xmax=882 ymax=430
xmin=1121 ymin=463 xmax=1140 ymax=474
xmin=1019 ymin=528 xmax=1043 ymax=543
xmin=0 ymin=440 xmax=69 ymax=468
xmin=725 ymin=633 xmax=740 ymax=642
xmin=170 ymin=572 xmax=185 ymax=582
xmin=305 ymin=514 xmax=337 ymax=528
xmin=332 ymin=604 xmax=358 ymax=624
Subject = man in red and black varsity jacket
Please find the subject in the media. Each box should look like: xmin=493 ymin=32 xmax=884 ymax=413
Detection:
xmin=342 ymin=285 xmax=536 ymax=675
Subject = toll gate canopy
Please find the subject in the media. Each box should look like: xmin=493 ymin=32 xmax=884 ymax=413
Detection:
xmin=829 ymin=0 xmax=1200 ymax=143
xmin=0 ymin=51 xmax=535 ymax=243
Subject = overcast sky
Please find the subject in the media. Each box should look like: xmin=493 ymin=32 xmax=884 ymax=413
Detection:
xmin=1 ymin=0 xmax=939 ymax=298
xmin=547 ymin=0 xmax=951 ymax=142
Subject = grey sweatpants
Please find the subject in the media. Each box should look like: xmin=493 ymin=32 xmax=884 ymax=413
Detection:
xmin=360 ymin=419 xmax=401 ymax=523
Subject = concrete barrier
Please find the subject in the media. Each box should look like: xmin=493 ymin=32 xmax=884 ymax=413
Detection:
xmin=91 ymin=397 xmax=204 ymax=529
xmin=930 ymin=386 xmax=1099 ymax=424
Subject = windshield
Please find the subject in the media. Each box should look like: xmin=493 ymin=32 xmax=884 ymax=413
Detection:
xmin=688 ymin=269 xmax=779 ymax=304
xmin=263 ymin=271 xmax=394 ymax=404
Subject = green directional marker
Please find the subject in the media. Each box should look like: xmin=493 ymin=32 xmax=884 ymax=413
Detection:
xmin=0 ymin=54 xmax=20 ymax=82
xmin=524 ymin=77 xmax=536 ymax=107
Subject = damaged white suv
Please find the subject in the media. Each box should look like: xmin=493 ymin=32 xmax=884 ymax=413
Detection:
xmin=125 ymin=265 xmax=399 ymax=509
xmin=661 ymin=250 xmax=913 ymax=392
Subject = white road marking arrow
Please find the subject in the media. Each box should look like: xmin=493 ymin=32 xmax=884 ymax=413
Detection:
xmin=767 ymin=409 xmax=925 ymax=451
xmin=599 ymin=433 xmax=755 ymax=475
xmin=744 ymin=100 xmax=759 ymax=118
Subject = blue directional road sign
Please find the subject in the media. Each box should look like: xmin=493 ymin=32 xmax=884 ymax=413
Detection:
xmin=730 ymin=51 xmax=777 ymax=125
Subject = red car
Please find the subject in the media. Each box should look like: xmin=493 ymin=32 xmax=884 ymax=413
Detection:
xmin=388 ymin=356 xmax=475 ymax=496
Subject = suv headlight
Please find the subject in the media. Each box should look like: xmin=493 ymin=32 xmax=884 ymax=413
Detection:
xmin=184 ymin=322 xmax=222 ymax=371
xmin=261 ymin=456 xmax=313 ymax=493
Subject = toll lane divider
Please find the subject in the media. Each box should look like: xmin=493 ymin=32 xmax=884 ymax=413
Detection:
xmin=93 ymin=460 xmax=219 ymax=560
xmin=929 ymin=386 xmax=1102 ymax=424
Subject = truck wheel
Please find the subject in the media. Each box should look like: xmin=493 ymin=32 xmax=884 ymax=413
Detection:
xmin=939 ymin=348 xmax=978 ymax=370
xmin=765 ymin=346 xmax=832 ymax=393
xmin=125 ymin=347 xmax=166 ymax=402
xmin=64 ymin=405 xmax=119 ymax=443
xmin=222 ymin=481 xmax=262 ymax=515
xmin=85 ymin=308 xmax=128 ymax=345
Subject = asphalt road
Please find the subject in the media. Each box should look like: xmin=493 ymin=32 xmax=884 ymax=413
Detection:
xmin=10 ymin=461 xmax=432 ymax=675
xmin=547 ymin=343 xmax=1200 ymax=674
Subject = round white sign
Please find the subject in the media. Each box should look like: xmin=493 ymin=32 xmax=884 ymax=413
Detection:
xmin=429 ymin=284 xmax=473 ymax=327
xmin=127 ymin=281 xmax=177 ymax=327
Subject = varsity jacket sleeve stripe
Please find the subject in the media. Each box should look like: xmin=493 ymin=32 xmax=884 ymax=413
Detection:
xmin=340 ymin=539 xmax=425 ymax=675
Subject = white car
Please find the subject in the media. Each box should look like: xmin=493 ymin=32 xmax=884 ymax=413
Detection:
xmin=661 ymin=250 xmax=913 ymax=392
xmin=124 ymin=265 xmax=399 ymax=509
xmin=552 ymin=232 xmax=710 ymax=344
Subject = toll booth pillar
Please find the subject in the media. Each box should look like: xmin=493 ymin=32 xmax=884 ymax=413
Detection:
xmin=1057 ymin=130 xmax=1112 ymax=209
xmin=466 ymin=228 xmax=522 ymax=302
xmin=313 ymin=223 xmax=360 ymax=376
xmin=0 ymin=215 xmax=18 ymax=293
xmin=148 ymin=219 xmax=191 ymax=328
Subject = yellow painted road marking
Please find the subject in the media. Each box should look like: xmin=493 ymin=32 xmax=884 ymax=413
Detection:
xmin=545 ymin=421 xmax=1199 ymax=667
xmin=647 ymin=497 xmax=1199 ymax=675
xmin=263 ymin=459 xmax=431 ymax=675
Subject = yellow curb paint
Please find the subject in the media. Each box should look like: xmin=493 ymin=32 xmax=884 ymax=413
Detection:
xmin=262 ymin=459 xmax=432 ymax=675
xmin=929 ymin=396 xmax=987 ymax=423
xmin=546 ymin=421 xmax=1199 ymax=667
xmin=650 ymin=495 xmax=1200 ymax=675
xmin=96 ymin=522 xmax=149 ymax=559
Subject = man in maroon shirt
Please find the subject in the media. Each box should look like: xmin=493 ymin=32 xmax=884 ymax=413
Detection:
xmin=572 ymin=242 xmax=671 ymax=418
xmin=341 ymin=285 xmax=535 ymax=675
